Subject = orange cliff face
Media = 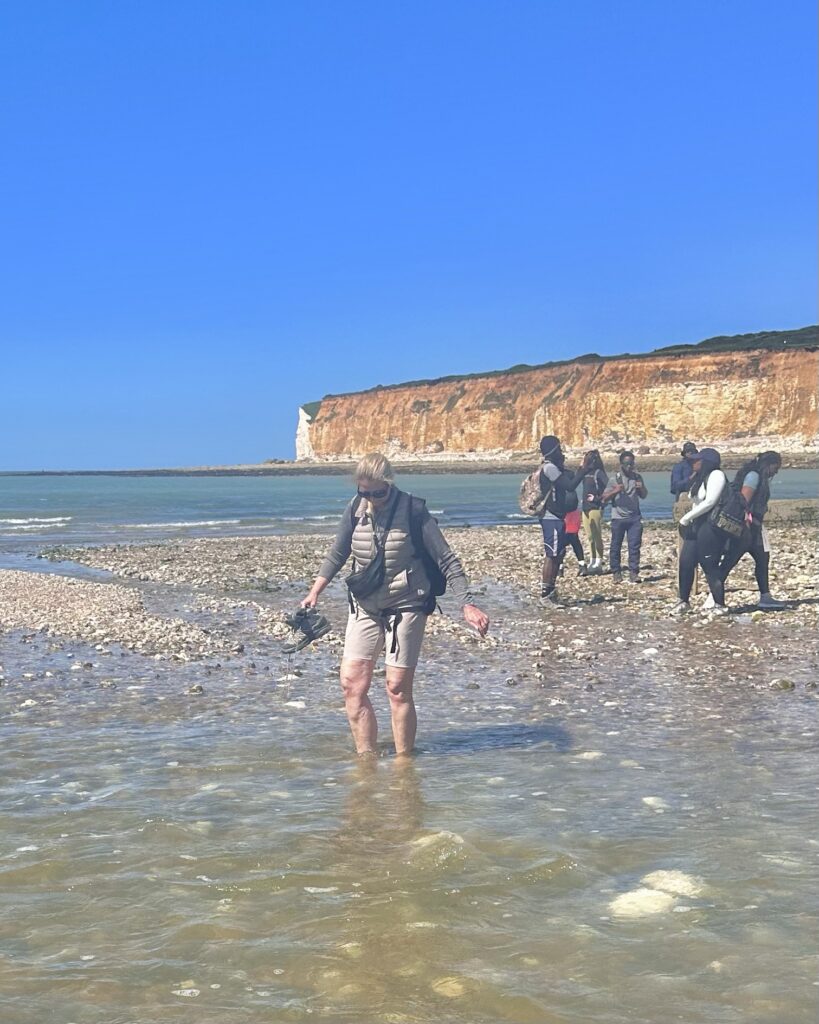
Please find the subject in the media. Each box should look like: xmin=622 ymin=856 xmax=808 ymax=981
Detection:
xmin=297 ymin=347 xmax=819 ymax=460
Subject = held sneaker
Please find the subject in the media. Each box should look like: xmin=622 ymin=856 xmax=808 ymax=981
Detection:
xmin=283 ymin=607 xmax=332 ymax=654
xmin=758 ymin=593 xmax=787 ymax=610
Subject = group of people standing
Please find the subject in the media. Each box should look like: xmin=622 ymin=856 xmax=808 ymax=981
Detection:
xmin=535 ymin=435 xmax=649 ymax=602
xmin=534 ymin=435 xmax=785 ymax=612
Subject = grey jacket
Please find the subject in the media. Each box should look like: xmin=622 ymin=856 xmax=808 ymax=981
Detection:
xmin=318 ymin=489 xmax=473 ymax=612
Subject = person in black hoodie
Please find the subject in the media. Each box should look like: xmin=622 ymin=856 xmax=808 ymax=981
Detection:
xmin=537 ymin=436 xmax=592 ymax=604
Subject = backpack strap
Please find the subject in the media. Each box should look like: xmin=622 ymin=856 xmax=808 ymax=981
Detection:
xmin=407 ymin=494 xmax=444 ymax=614
xmin=350 ymin=494 xmax=363 ymax=529
xmin=407 ymin=494 xmax=427 ymax=553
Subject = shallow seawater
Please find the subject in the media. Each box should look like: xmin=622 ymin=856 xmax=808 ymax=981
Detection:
xmin=1 ymin=586 xmax=818 ymax=1024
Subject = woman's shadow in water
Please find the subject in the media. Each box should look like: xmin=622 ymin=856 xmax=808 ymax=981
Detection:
xmin=418 ymin=720 xmax=573 ymax=756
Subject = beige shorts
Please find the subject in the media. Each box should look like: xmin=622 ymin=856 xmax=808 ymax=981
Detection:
xmin=343 ymin=608 xmax=428 ymax=669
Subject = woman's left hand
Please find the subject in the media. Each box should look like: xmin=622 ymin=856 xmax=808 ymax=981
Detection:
xmin=463 ymin=604 xmax=489 ymax=637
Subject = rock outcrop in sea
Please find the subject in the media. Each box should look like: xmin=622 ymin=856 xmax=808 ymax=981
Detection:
xmin=296 ymin=326 xmax=818 ymax=461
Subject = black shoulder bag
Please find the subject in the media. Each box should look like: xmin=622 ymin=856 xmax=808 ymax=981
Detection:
xmin=709 ymin=481 xmax=747 ymax=539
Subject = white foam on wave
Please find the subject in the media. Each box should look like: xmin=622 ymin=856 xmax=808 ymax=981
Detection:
xmin=125 ymin=519 xmax=244 ymax=529
xmin=506 ymin=513 xmax=529 ymax=519
xmin=0 ymin=517 xmax=72 ymax=525
xmin=278 ymin=514 xmax=338 ymax=521
xmin=4 ymin=523 xmax=71 ymax=532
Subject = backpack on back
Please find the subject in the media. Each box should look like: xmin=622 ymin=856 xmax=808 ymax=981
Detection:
xmin=408 ymin=495 xmax=446 ymax=609
xmin=519 ymin=468 xmax=552 ymax=517
xmin=709 ymin=479 xmax=748 ymax=538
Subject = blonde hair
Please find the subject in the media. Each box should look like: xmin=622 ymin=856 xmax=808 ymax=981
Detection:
xmin=355 ymin=452 xmax=394 ymax=484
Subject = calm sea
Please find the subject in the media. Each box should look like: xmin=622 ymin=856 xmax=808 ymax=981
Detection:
xmin=1 ymin=470 xmax=816 ymax=551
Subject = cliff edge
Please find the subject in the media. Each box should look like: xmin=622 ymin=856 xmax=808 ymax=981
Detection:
xmin=297 ymin=327 xmax=819 ymax=461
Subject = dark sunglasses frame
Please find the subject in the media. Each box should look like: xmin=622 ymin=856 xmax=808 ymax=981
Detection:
xmin=357 ymin=485 xmax=390 ymax=499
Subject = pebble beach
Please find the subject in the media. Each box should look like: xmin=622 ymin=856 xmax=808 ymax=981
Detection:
xmin=0 ymin=518 xmax=814 ymax=684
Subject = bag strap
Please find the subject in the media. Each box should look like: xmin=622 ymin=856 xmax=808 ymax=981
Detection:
xmin=351 ymin=490 xmax=400 ymax=545
xmin=371 ymin=489 xmax=400 ymax=552
xmin=538 ymin=465 xmax=555 ymax=500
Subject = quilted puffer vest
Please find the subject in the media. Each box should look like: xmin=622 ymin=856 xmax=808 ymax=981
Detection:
xmin=350 ymin=491 xmax=431 ymax=612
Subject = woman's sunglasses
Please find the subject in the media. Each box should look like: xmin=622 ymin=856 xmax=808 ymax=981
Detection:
xmin=357 ymin=485 xmax=390 ymax=500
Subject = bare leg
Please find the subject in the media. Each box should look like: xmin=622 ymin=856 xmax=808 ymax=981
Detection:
xmin=541 ymin=553 xmax=560 ymax=592
xmin=340 ymin=657 xmax=377 ymax=754
xmin=385 ymin=666 xmax=417 ymax=755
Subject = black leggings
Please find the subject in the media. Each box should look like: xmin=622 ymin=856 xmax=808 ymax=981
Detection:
xmin=679 ymin=520 xmax=730 ymax=604
xmin=720 ymin=524 xmax=770 ymax=595
xmin=566 ymin=533 xmax=584 ymax=562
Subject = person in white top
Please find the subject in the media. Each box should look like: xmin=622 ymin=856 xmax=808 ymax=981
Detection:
xmin=671 ymin=448 xmax=729 ymax=615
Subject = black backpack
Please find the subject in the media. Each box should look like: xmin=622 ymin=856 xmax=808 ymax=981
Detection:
xmin=407 ymin=495 xmax=447 ymax=607
xmin=545 ymin=471 xmax=579 ymax=517
xmin=709 ymin=478 xmax=748 ymax=539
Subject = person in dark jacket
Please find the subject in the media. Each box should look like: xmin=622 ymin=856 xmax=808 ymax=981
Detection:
xmin=671 ymin=442 xmax=698 ymax=504
xmin=671 ymin=448 xmax=729 ymax=615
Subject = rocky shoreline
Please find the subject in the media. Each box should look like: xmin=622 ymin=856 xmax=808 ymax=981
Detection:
xmin=3 ymin=452 xmax=818 ymax=477
xmin=0 ymin=523 xmax=814 ymax=688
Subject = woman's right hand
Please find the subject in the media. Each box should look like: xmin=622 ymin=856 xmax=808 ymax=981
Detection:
xmin=301 ymin=578 xmax=328 ymax=608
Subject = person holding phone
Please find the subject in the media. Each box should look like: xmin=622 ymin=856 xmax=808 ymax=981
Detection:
xmin=602 ymin=450 xmax=648 ymax=583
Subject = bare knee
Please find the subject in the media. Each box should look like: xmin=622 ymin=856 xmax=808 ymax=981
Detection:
xmin=340 ymin=659 xmax=373 ymax=703
xmin=386 ymin=668 xmax=415 ymax=705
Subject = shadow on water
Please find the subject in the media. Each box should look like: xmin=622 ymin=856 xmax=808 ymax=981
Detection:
xmin=729 ymin=596 xmax=819 ymax=614
xmin=568 ymin=594 xmax=628 ymax=607
xmin=420 ymin=720 xmax=573 ymax=755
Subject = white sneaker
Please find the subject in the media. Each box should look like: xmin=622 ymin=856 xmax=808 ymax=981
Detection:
xmin=670 ymin=600 xmax=692 ymax=616
xmin=709 ymin=604 xmax=729 ymax=616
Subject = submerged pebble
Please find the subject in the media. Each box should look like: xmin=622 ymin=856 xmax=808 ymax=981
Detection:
xmin=609 ymin=887 xmax=677 ymax=918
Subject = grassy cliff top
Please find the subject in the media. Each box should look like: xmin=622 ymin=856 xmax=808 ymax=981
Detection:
xmin=301 ymin=325 xmax=818 ymax=412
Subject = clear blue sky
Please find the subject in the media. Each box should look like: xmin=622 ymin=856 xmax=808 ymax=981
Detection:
xmin=1 ymin=1 xmax=815 ymax=469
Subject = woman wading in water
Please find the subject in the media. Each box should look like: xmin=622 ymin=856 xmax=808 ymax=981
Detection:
xmin=302 ymin=453 xmax=489 ymax=756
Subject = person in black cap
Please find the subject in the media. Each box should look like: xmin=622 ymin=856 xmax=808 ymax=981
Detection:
xmin=536 ymin=436 xmax=592 ymax=604
xmin=671 ymin=447 xmax=729 ymax=615
xmin=671 ymin=442 xmax=698 ymax=506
